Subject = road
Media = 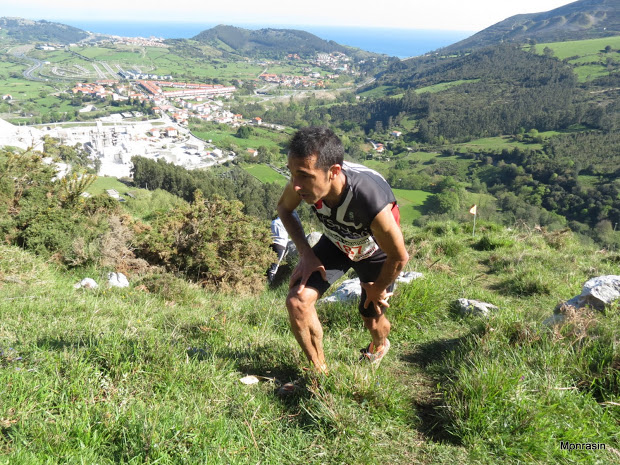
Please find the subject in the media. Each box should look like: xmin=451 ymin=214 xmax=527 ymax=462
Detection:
xmin=12 ymin=52 xmax=46 ymax=81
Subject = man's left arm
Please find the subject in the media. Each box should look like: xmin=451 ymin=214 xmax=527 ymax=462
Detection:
xmin=362 ymin=204 xmax=409 ymax=313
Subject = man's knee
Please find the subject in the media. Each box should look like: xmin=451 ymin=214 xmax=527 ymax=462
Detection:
xmin=286 ymin=287 xmax=319 ymax=317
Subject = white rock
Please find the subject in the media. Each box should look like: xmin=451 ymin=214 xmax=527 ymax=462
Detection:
xmin=456 ymin=298 xmax=498 ymax=317
xmin=239 ymin=375 xmax=260 ymax=385
xmin=320 ymin=278 xmax=362 ymax=303
xmin=319 ymin=271 xmax=424 ymax=304
xmin=396 ymin=271 xmax=424 ymax=284
xmin=580 ymin=275 xmax=620 ymax=310
xmin=555 ymin=275 xmax=620 ymax=312
xmin=107 ymin=272 xmax=129 ymax=288
xmin=74 ymin=278 xmax=98 ymax=289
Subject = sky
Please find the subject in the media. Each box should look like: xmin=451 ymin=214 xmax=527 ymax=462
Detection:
xmin=4 ymin=0 xmax=577 ymax=32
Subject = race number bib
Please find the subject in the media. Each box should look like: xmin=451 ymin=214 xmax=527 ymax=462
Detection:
xmin=324 ymin=229 xmax=378 ymax=261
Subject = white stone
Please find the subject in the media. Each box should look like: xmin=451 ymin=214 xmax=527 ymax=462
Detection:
xmin=320 ymin=278 xmax=362 ymax=304
xmin=556 ymin=275 xmax=620 ymax=312
xmin=107 ymin=272 xmax=129 ymax=288
xmin=396 ymin=271 xmax=424 ymax=284
xmin=319 ymin=271 xmax=423 ymax=304
xmin=74 ymin=278 xmax=98 ymax=289
xmin=580 ymin=275 xmax=620 ymax=310
xmin=456 ymin=298 xmax=498 ymax=317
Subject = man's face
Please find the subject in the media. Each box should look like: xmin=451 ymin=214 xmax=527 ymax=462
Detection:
xmin=287 ymin=154 xmax=333 ymax=205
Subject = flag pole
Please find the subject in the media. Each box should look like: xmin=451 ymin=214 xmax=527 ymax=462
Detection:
xmin=472 ymin=212 xmax=477 ymax=237
xmin=469 ymin=204 xmax=477 ymax=237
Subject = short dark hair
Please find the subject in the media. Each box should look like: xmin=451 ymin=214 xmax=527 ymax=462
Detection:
xmin=288 ymin=126 xmax=344 ymax=171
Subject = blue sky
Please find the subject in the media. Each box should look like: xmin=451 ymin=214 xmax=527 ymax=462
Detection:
xmin=4 ymin=0 xmax=576 ymax=31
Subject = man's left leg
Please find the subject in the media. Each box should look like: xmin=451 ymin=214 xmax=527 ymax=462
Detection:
xmin=361 ymin=312 xmax=391 ymax=355
xmin=355 ymin=251 xmax=395 ymax=361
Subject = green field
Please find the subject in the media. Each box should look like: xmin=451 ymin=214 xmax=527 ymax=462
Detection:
xmin=531 ymin=36 xmax=620 ymax=61
xmin=454 ymin=135 xmax=541 ymax=151
xmin=66 ymin=45 xmax=298 ymax=80
xmin=191 ymin=125 xmax=290 ymax=153
xmin=242 ymin=164 xmax=288 ymax=186
xmin=393 ymin=188 xmax=432 ymax=224
xmin=89 ymin=176 xmax=133 ymax=195
xmin=527 ymin=36 xmax=620 ymax=82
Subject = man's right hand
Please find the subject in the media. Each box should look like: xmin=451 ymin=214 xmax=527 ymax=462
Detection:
xmin=289 ymin=250 xmax=327 ymax=293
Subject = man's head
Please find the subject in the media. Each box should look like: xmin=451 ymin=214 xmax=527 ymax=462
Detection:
xmin=288 ymin=126 xmax=344 ymax=171
xmin=287 ymin=127 xmax=345 ymax=205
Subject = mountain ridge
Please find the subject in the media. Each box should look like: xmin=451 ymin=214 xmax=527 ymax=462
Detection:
xmin=442 ymin=0 xmax=620 ymax=53
xmin=191 ymin=24 xmax=374 ymax=58
xmin=0 ymin=17 xmax=89 ymax=44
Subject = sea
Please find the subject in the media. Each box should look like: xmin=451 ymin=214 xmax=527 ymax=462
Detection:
xmin=60 ymin=20 xmax=473 ymax=59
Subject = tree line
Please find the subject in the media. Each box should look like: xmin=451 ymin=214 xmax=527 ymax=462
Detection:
xmin=130 ymin=156 xmax=283 ymax=221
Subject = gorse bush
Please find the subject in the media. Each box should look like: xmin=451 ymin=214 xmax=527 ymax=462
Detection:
xmin=135 ymin=191 xmax=274 ymax=293
xmin=0 ymin=148 xmax=129 ymax=267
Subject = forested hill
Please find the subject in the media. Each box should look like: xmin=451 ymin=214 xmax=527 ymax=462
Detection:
xmin=350 ymin=45 xmax=586 ymax=140
xmin=442 ymin=0 xmax=620 ymax=53
xmin=192 ymin=25 xmax=369 ymax=58
xmin=0 ymin=17 xmax=89 ymax=44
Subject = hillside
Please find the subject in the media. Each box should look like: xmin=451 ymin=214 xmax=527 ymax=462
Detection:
xmin=192 ymin=24 xmax=371 ymax=58
xmin=1 ymin=205 xmax=619 ymax=462
xmin=443 ymin=0 xmax=620 ymax=53
xmin=0 ymin=17 xmax=89 ymax=44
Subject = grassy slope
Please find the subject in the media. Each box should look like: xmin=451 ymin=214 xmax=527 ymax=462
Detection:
xmin=526 ymin=36 xmax=620 ymax=82
xmin=1 ymin=220 xmax=619 ymax=464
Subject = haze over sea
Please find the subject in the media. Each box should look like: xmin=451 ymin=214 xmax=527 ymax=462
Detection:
xmin=61 ymin=20 xmax=473 ymax=58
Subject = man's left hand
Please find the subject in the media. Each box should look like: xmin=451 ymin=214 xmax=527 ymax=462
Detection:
xmin=361 ymin=282 xmax=393 ymax=315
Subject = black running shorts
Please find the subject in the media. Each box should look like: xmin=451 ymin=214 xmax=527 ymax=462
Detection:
xmin=294 ymin=235 xmax=393 ymax=318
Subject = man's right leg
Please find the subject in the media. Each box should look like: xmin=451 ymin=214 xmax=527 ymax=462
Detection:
xmin=285 ymin=237 xmax=349 ymax=373
xmin=286 ymin=285 xmax=327 ymax=373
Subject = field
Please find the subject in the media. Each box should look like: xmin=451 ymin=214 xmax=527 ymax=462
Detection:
xmin=33 ymin=45 xmax=301 ymax=81
xmin=242 ymin=164 xmax=288 ymax=186
xmin=392 ymin=188 xmax=432 ymax=224
xmin=454 ymin=135 xmax=542 ymax=152
xmin=191 ymin=125 xmax=290 ymax=153
xmin=527 ymin=36 xmax=620 ymax=82
xmin=415 ymin=79 xmax=480 ymax=94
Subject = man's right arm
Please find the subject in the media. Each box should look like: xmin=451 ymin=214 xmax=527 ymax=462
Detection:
xmin=277 ymin=182 xmax=326 ymax=290
xmin=276 ymin=182 xmax=309 ymax=254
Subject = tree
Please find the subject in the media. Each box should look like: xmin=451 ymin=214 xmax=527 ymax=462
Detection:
xmin=236 ymin=125 xmax=254 ymax=139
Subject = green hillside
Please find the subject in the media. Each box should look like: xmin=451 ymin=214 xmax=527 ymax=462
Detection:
xmin=1 ymin=216 xmax=619 ymax=463
xmin=192 ymin=24 xmax=375 ymax=59
xmin=0 ymin=17 xmax=89 ymax=44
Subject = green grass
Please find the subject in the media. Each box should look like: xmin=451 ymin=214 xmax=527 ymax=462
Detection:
xmin=242 ymin=164 xmax=288 ymax=186
xmin=191 ymin=125 xmax=289 ymax=152
xmin=529 ymin=36 xmax=620 ymax=61
xmin=1 ymin=214 xmax=620 ymax=463
xmin=454 ymin=135 xmax=539 ymax=151
xmin=393 ymin=188 xmax=432 ymax=224
xmin=526 ymin=37 xmax=620 ymax=83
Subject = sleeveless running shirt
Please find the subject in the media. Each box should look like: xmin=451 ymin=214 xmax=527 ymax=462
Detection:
xmin=312 ymin=161 xmax=399 ymax=262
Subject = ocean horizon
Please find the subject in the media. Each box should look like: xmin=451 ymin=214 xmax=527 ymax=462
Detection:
xmin=60 ymin=20 xmax=474 ymax=58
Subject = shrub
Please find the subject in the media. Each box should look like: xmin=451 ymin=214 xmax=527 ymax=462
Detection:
xmin=473 ymin=235 xmax=514 ymax=251
xmin=135 ymin=191 xmax=274 ymax=293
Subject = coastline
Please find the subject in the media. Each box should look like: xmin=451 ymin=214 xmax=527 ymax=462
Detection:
xmin=59 ymin=19 xmax=473 ymax=58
